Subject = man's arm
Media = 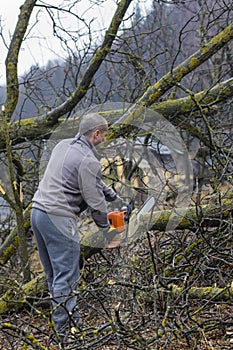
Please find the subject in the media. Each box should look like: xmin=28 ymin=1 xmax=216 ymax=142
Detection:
xmin=100 ymin=179 xmax=116 ymax=201
xmin=78 ymin=156 xmax=110 ymax=230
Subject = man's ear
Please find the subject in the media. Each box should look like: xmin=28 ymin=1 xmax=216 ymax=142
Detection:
xmin=94 ymin=129 xmax=100 ymax=138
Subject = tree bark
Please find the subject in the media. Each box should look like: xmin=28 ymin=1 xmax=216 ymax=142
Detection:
xmin=168 ymin=283 xmax=233 ymax=302
xmin=4 ymin=0 xmax=37 ymax=121
xmin=0 ymin=204 xmax=32 ymax=264
xmin=138 ymin=197 xmax=233 ymax=232
xmin=0 ymin=273 xmax=46 ymax=314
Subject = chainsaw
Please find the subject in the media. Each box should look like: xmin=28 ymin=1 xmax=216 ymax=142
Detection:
xmin=106 ymin=196 xmax=155 ymax=247
xmin=107 ymin=199 xmax=134 ymax=233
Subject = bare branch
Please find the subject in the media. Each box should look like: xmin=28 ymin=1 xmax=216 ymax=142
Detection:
xmin=4 ymin=0 xmax=37 ymax=121
xmin=138 ymin=22 xmax=233 ymax=107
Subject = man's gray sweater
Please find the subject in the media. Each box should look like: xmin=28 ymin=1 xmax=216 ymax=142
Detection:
xmin=32 ymin=135 xmax=116 ymax=230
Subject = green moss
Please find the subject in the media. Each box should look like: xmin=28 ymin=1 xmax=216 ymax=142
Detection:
xmin=189 ymin=57 xmax=200 ymax=69
xmin=174 ymin=67 xmax=189 ymax=81
xmin=0 ymin=236 xmax=19 ymax=264
xmin=24 ymin=334 xmax=47 ymax=349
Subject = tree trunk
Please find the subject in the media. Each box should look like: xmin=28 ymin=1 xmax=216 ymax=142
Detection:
xmin=1 ymin=190 xmax=233 ymax=264
xmin=0 ymin=204 xmax=32 ymax=264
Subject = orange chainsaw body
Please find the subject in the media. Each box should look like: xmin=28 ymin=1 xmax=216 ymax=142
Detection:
xmin=107 ymin=210 xmax=127 ymax=233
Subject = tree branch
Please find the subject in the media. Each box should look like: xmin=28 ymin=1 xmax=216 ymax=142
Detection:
xmin=138 ymin=22 xmax=233 ymax=107
xmin=152 ymin=78 xmax=233 ymax=118
xmin=0 ymin=77 xmax=232 ymax=151
xmin=42 ymin=0 xmax=133 ymax=124
xmin=4 ymin=0 xmax=37 ymax=121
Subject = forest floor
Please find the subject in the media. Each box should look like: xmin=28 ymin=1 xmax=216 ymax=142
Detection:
xmin=1 ymin=248 xmax=233 ymax=350
xmin=1 ymin=307 xmax=233 ymax=349
xmin=1 ymin=180 xmax=233 ymax=350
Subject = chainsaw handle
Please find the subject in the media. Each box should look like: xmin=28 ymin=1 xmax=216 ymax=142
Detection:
xmin=124 ymin=200 xmax=134 ymax=223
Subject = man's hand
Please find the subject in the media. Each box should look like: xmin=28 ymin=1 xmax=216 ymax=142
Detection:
xmin=111 ymin=196 xmax=128 ymax=210
xmin=124 ymin=201 xmax=134 ymax=223
xmin=108 ymin=196 xmax=133 ymax=216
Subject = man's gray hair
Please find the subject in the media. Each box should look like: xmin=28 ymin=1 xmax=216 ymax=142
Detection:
xmin=79 ymin=113 xmax=108 ymax=136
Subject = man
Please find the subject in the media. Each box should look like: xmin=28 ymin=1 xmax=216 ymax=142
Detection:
xmin=31 ymin=113 xmax=122 ymax=346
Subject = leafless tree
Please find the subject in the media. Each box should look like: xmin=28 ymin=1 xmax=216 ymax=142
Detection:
xmin=0 ymin=0 xmax=233 ymax=348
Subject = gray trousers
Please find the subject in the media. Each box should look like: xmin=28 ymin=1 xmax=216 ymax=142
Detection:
xmin=31 ymin=207 xmax=80 ymax=332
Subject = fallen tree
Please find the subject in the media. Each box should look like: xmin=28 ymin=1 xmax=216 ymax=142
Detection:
xmin=0 ymin=189 xmax=233 ymax=314
xmin=0 ymin=77 xmax=232 ymax=152
xmin=1 ymin=188 xmax=232 ymax=265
